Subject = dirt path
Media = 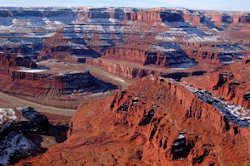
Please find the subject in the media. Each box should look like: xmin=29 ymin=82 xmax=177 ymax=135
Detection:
xmin=0 ymin=91 xmax=76 ymax=116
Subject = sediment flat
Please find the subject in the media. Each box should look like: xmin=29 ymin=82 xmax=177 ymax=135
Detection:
xmin=0 ymin=91 xmax=76 ymax=116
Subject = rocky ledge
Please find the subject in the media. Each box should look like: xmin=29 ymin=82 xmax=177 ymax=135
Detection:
xmin=0 ymin=52 xmax=118 ymax=108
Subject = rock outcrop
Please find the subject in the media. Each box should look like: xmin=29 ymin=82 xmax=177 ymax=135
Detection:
xmin=182 ymin=42 xmax=246 ymax=64
xmin=10 ymin=70 xmax=116 ymax=95
xmin=86 ymin=58 xmax=156 ymax=79
xmin=0 ymin=52 xmax=37 ymax=73
xmin=0 ymin=52 xmax=117 ymax=108
xmin=182 ymin=56 xmax=250 ymax=109
xmin=38 ymin=28 xmax=100 ymax=62
xmin=239 ymin=14 xmax=250 ymax=23
xmin=103 ymin=44 xmax=198 ymax=68
xmin=38 ymin=28 xmax=71 ymax=61
xmin=16 ymin=78 xmax=250 ymax=166
xmin=0 ymin=107 xmax=68 ymax=165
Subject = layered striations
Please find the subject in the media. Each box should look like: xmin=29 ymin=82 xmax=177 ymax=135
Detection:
xmin=0 ymin=52 xmax=117 ymax=108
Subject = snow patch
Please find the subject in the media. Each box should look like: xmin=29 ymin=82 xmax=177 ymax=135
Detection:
xmin=0 ymin=108 xmax=16 ymax=124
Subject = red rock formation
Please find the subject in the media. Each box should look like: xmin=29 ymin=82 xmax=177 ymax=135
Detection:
xmin=103 ymin=46 xmax=149 ymax=65
xmin=125 ymin=10 xmax=162 ymax=23
xmin=0 ymin=52 xmax=117 ymax=108
xmin=182 ymin=43 xmax=220 ymax=64
xmin=182 ymin=56 xmax=250 ymax=109
xmin=16 ymin=78 xmax=250 ymax=166
xmin=183 ymin=11 xmax=201 ymax=26
xmin=79 ymin=8 xmax=183 ymax=24
xmin=204 ymin=12 xmax=250 ymax=26
xmin=0 ymin=52 xmax=37 ymax=73
xmin=103 ymin=43 xmax=194 ymax=68
xmin=39 ymin=28 xmax=71 ymax=61
xmin=206 ymin=12 xmax=223 ymax=26
xmin=86 ymin=58 xmax=156 ymax=79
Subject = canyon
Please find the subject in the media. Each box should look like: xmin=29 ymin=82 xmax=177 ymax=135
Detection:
xmin=0 ymin=7 xmax=248 ymax=166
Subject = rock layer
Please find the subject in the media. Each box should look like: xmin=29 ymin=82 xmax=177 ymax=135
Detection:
xmin=86 ymin=58 xmax=156 ymax=79
xmin=0 ymin=52 xmax=117 ymax=108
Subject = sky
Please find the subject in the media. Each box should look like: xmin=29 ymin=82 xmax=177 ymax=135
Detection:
xmin=0 ymin=0 xmax=249 ymax=11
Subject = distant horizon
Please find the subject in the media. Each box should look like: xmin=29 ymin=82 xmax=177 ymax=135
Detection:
xmin=0 ymin=7 xmax=248 ymax=12
xmin=0 ymin=0 xmax=250 ymax=12
xmin=0 ymin=6 xmax=249 ymax=13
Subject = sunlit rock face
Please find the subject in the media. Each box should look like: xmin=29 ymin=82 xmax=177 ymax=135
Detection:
xmin=15 ymin=78 xmax=250 ymax=166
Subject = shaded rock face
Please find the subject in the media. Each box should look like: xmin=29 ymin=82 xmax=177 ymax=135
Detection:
xmin=0 ymin=107 xmax=68 ymax=165
xmin=144 ymin=50 xmax=197 ymax=68
xmin=139 ymin=109 xmax=155 ymax=126
xmin=243 ymin=93 xmax=250 ymax=101
xmin=17 ymin=79 xmax=250 ymax=166
xmin=222 ymin=14 xmax=233 ymax=24
xmin=3 ymin=70 xmax=117 ymax=99
xmin=0 ymin=130 xmax=42 ymax=165
xmin=20 ymin=107 xmax=51 ymax=131
xmin=0 ymin=52 xmax=37 ymax=72
xmin=88 ymin=8 xmax=112 ymax=19
xmin=239 ymin=14 xmax=250 ymax=23
xmin=58 ymin=72 xmax=117 ymax=94
xmin=161 ymin=71 xmax=206 ymax=81
xmin=160 ymin=11 xmax=184 ymax=22
xmin=169 ymin=132 xmax=194 ymax=160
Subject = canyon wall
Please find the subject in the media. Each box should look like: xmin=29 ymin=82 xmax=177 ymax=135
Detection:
xmin=16 ymin=78 xmax=250 ymax=166
xmin=0 ymin=52 xmax=37 ymax=73
xmin=103 ymin=44 xmax=197 ymax=68
xmin=0 ymin=7 xmax=249 ymax=64
xmin=182 ymin=56 xmax=250 ymax=109
xmin=86 ymin=58 xmax=156 ymax=79
xmin=0 ymin=52 xmax=117 ymax=108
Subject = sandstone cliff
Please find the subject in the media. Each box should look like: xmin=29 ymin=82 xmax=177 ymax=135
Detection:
xmin=16 ymin=78 xmax=250 ymax=166
xmin=38 ymin=28 xmax=71 ymax=61
xmin=86 ymin=58 xmax=156 ymax=79
xmin=0 ymin=52 xmax=117 ymax=108
xmin=0 ymin=52 xmax=37 ymax=73
xmin=182 ymin=56 xmax=250 ymax=109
